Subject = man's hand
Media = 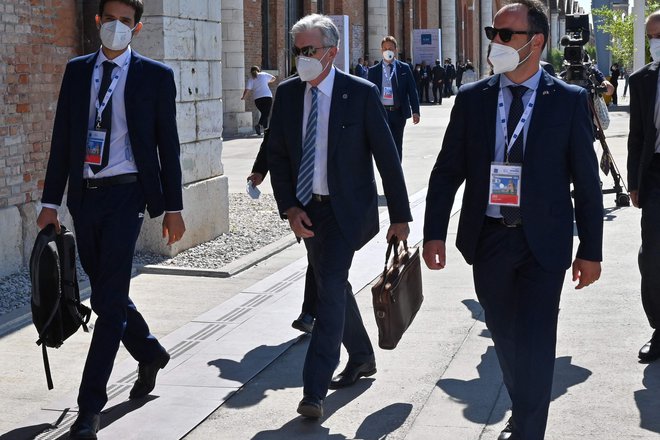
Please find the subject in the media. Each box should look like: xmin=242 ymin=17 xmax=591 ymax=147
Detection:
xmin=163 ymin=212 xmax=186 ymax=245
xmin=285 ymin=206 xmax=314 ymax=239
xmin=412 ymin=113 xmax=420 ymax=125
xmin=423 ymin=240 xmax=446 ymax=270
xmin=572 ymin=258 xmax=601 ymax=289
xmin=247 ymin=172 xmax=264 ymax=187
xmin=630 ymin=190 xmax=639 ymax=208
xmin=386 ymin=222 xmax=409 ymax=242
xmin=602 ymin=80 xmax=615 ymax=96
xmin=36 ymin=207 xmax=61 ymax=233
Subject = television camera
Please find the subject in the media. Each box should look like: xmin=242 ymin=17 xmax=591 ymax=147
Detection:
xmin=560 ymin=13 xmax=630 ymax=207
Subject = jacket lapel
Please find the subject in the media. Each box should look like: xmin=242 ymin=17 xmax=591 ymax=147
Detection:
xmin=482 ymin=74 xmax=501 ymax=161
xmin=292 ymin=79 xmax=306 ymax=167
xmin=327 ymin=70 xmax=348 ymax=163
xmin=524 ymin=70 xmax=555 ymax=159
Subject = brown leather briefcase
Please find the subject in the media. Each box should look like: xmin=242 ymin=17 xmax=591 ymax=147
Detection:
xmin=371 ymin=237 xmax=424 ymax=349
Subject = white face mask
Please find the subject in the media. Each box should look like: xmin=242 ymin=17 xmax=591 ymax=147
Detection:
xmin=296 ymin=47 xmax=332 ymax=82
xmin=99 ymin=20 xmax=136 ymax=51
xmin=382 ymin=50 xmax=395 ymax=62
xmin=650 ymin=38 xmax=660 ymax=62
xmin=488 ymin=36 xmax=535 ymax=74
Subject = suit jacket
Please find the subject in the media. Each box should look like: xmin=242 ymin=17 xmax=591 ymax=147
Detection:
xmin=367 ymin=60 xmax=420 ymax=119
xmin=431 ymin=65 xmax=446 ymax=83
xmin=42 ymin=50 xmax=183 ymax=219
xmin=424 ymin=70 xmax=603 ymax=272
xmin=252 ymin=129 xmax=269 ymax=176
xmin=267 ymin=69 xmax=412 ymax=250
xmin=627 ymin=62 xmax=660 ymax=207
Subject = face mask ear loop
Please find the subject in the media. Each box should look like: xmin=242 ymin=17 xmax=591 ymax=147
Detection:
xmin=516 ymin=35 xmax=535 ymax=67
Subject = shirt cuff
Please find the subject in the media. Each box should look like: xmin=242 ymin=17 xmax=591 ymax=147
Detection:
xmin=41 ymin=203 xmax=60 ymax=210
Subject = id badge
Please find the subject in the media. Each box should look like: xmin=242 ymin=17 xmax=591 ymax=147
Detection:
xmin=489 ymin=162 xmax=522 ymax=206
xmin=85 ymin=129 xmax=106 ymax=165
xmin=383 ymin=86 xmax=394 ymax=100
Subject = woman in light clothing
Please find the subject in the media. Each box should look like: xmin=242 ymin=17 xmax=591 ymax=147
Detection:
xmin=241 ymin=66 xmax=276 ymax=135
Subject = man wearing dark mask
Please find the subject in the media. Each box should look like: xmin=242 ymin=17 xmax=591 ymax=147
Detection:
xmin=37 ymin=1 xmax=184 ymax=438
xmin=431 ymin=59 xmax=446 ymax=104
xmin=423 ymin=0 xmax=603 ymax=438
xmin=367 ymin=36 xmax=420 ymax=160
xmin=267 ymin=14 xmax=411 ymax=419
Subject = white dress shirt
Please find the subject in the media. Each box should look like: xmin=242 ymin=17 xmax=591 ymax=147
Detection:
xmin=486 ymin=67 xmax=543 ymax=218
xmin=85 ymin=46 xmax=138 ymax=179
xmin=303 ymin=67 xmax=335 ymax=196
xmin=381 ymin=61 xmax=396 ymax=106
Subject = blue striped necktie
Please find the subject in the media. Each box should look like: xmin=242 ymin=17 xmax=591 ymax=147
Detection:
xmin=296 ymin=86 xmax=318 ymax=206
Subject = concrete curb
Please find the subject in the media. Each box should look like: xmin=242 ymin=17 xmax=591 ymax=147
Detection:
xmin=137 ymin=233 xmax=297 ymax=278
xmin=0 ymin=234 xmax=297 ymax=339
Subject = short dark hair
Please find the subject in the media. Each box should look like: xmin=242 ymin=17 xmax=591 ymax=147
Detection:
xmin=99 ymin=0 xmax=144 ymax=24
xmin=509 ymin=0 xmax=549 ymax=50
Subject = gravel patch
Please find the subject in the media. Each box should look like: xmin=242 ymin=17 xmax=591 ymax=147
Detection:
xmin=0 ymin=193 xmax=291 ymax=316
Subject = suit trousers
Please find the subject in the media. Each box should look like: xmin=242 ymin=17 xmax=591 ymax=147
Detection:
xmin=302 ymin=199 xmax=375 ymax=400
xmin=473 ymin=222 xmax=565 ymax=440
xmin=74 ymin=182 xmax=166 ymax=413
xmin=639 ymin=158 xmax=660 ymax=329
xmin=301 ymin=262 xmax=317 ymax=317
xmin=432 ymin=82 xmax=443 ymax=104
xmin=386 ymin=110 xmax=406 ymax=161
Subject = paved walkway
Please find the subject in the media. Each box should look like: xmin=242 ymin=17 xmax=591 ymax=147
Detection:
xmin=1 ymin=96 xmax=659 ymax=440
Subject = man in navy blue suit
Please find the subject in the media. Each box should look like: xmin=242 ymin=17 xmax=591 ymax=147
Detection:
xmin=267 ymin=14 xmax=412 ymax=419
xmin=423 ymin=1 xmax=603 ymax=438
xmin=367 ymin=36 xmax=420 ymax=160
xmin=36 ymin=1 xmax=185 ymax=438
xmin=628 ymin=10 xmax=660 ymax=363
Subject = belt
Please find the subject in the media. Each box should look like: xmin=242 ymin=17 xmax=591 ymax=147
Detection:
xmin=383 ymin=105 xmax=400 ymax=111
xmin=83 ymin=173 xmax=139 ymax=189
xmin=311 ymin=193 xmax=331 ymax=202
xmin=485 ymin=216 xmax=522 ymax=228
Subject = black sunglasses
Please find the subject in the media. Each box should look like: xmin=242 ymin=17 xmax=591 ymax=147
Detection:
xmin=484 ymin=26 xmax=532 ymax=43
xmin=292 ymin=45 xmax=332 ymax=57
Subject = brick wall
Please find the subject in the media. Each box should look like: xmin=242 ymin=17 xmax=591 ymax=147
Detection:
xmin=0 ymin=0 xmax=80 ymax=209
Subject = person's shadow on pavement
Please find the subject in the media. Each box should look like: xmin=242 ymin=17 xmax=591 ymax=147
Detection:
xmin=0 ymin=396 xmax=157 ymax=440
xmin=634 ymin=362 xmax=660 ymax=434
xmin=207 ymin=337 xmax=305 ymax=408
xmin=437 ymin=346 xmax=592 ymax=425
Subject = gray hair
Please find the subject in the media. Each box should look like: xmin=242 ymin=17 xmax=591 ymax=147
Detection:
xmin=291 ymin=14 xmax=340 ymax=47
xmin=647 ymin=10 xmax=660 ymax=25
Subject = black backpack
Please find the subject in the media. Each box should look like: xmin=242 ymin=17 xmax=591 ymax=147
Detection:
xmin=30 ymin=224 xmax=91 ymax=390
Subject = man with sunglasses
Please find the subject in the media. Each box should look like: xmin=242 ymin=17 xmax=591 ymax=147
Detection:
xmin=367 ymin=35 xmax=420 ymax=160
xmin=267 ymin=14 xmax=411 ymax=419
xmin=423 ymin=0 xmax=603 ymax=439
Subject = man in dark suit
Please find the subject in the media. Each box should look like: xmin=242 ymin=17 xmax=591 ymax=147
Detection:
xmin=431 ymin=59 xmax=446 ymax=104
xmin=422 ymin=1 xmax=603 ymax=439
xmin=354 ymin=57 xmax=368 ymax=79
xmin=36 ymin=1 xmax=185 ymax=438
xmin=267 ymin=14 xmax=411 ymax=419
xmin=443 ymin=58 xmax=456 ymax=97
xmin=367 ymin=36 xmax=420 ymax=160
xmin=627 ymin=10 xmax=660 ymax=363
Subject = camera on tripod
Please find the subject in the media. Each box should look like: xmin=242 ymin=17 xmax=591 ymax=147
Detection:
xmin=559 ymin=13 xmax=630 ymax=207
xmin=560 ymin=14 xmax=605 ymax=93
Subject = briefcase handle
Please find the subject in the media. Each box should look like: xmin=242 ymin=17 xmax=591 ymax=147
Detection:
xmin=383 ymin=236 xmax=408 ymax=270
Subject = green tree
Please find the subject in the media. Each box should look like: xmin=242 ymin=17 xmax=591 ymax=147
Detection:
xmin=592 ymin=6 xmax=634 ymax=67
xmin=593 ymin=2 xmax=660 ymax=67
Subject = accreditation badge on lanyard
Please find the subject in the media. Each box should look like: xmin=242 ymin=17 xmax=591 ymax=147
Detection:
xmin=84 ymin=57 xmax=130 ymax=165
xmin=488 ymin=87 xmax=537 ymax=207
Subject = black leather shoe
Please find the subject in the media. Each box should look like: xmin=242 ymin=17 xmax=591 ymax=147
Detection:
xmin=291 ymin=312 xmax=314 ymax=334
xmin=129 ymin=351 xmax=170 ymax=399
xmin=329 ymin=360 xmax=376 ymax=389
xmin=297 ymin=395 xmax=323 ymax=419
xmin=69 ymin=412 xmax=100 ymax=440
xmin=254 ymin=124 xmax=262 ymax=136
xmin=498 ymin=417 xmax=517 ymax=440
xmin=639 ymin=331 xmax=660 ymax=362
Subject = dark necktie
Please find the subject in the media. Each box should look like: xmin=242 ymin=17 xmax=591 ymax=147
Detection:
xmin=296 ymin=87 xmax=318 ymax=205
xmin=387 ymin=63 xmax=399 ymax=104
xmin=500 ymin=85 xmax=528 ymax=225
xmin=90 ymin=61 xmax=116 ymax=174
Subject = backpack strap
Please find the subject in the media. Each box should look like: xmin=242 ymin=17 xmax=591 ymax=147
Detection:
xmin=41 ymin=343 xmax=54 ymax=390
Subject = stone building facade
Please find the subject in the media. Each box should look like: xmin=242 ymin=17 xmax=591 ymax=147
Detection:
xmin=0 ymin=0 xmax=229 ymax=277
